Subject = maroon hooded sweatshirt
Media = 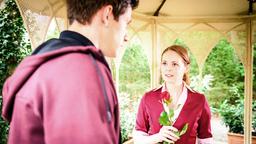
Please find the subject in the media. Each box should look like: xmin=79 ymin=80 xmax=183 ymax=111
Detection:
xmin=1 ymin=31 xmax=120 ymax=144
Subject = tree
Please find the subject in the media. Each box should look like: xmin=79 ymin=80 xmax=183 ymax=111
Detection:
xmin=203 ymin=39 xmax=244 ymax=108
xmin=0 ymin=0 xmax=31 ymax=143
xmin=119 ymin=43 xmax=150 ymax=142
xmin=119 ymin=43 xmax=151 ymax=100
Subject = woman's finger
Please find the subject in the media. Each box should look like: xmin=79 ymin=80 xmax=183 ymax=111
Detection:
xmin=169 ymin=130 xmax=180 ymax=139
xmin=165 ymin=126 xmax=178 ymax=132
xmin=162 ymin=132 xmax=179 ymax=142
xmin=162 ymin=137 xmax=174 ymax=143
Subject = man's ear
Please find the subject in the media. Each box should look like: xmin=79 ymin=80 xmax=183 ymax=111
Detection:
xmin=101 ymin=5 xmax=113 ymax=27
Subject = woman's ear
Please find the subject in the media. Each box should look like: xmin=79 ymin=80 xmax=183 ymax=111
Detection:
xmin=101 ymin=5 xmax=113 ymax=27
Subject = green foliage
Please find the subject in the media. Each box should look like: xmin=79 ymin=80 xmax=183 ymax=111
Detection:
xmin=218 ymin=80 xmax=256 ymax=134
xmin=217 ymin=82 xmax=252 ymax=134
xmin=159 ymin=111 xmax=170 ymax=126
xmin=219 ymin=99 xmax=244 ymax=134
xmin=0 ymin=96 xmax=8 ymax=144
xmin=119 ymin=43 xmax=150 ymax=101
xmin=119 ymin=43 xmax=151 ymax=142
xmin=0 ymin=0 xmax=31 ymax=143
xmin=179 ymin=123 xmax=188 ymax=136
xmin=219 ymin=99 xmax=256 ymax=134
xmin=203 ymin=39 xmax=244 ymax=86
xmin=203 ymin=39 xmax=244 ymax=109
xmin=119 ymin=92 xmax=139 ymax=143
xmin=0 ymin=0 xmax=31 ymax=91
xmin=253 ymin=101 xmax=256 ymax=133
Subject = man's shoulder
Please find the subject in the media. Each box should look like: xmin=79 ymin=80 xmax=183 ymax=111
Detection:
xmin=39 ymin=51 xmax=94 ymax=74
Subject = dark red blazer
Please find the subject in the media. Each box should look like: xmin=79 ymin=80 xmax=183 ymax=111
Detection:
xmin=135 ymin=87 xmax=212 ymax=144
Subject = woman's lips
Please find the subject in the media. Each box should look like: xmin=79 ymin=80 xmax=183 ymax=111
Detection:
xmin=165 ymin=74 xmax=174 ymax=78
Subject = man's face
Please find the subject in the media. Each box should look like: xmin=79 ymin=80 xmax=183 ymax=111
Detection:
xmin=105 ymin=6 xmax=132 ymax=57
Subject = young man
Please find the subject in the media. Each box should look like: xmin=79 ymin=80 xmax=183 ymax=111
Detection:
xmin=1 ymin=0 xmax=139 ymax=143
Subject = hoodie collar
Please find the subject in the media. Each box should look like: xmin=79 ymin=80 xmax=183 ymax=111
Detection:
xmin=59 ymin=30 xmax=95 ymax=46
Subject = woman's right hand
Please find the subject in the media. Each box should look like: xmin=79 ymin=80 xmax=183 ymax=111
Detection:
xmin=157 ymin=126 xmax=180 ymax=143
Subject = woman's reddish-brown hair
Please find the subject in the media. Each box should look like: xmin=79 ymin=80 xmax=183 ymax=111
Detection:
xmin=161 ymin=45 xmax=191 ymax=85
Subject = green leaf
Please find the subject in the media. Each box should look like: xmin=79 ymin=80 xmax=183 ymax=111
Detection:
xmin=159 ymin=111 xmax=170 ymax=126
xmin=179 ymin=123 xmax=189 ymax=136
xmin=168 ymin=109 xmax=174 ymax=122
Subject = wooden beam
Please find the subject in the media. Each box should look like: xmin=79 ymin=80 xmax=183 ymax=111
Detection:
xmin=153 ymin=0 xmax=166 ymax=16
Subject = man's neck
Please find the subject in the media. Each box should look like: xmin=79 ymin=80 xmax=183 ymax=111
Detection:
xmin=68 ymin=21 xmax=100 ymax=49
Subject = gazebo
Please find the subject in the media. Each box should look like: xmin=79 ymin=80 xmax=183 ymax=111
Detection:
xmin=7 ymin=0 xmax=255 ymax=143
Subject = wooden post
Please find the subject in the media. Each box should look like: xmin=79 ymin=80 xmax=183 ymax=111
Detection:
xmin=244 ymin=18 xmax=253 ymax=144
xmin=151 ymin=19 xmax=158 ymax=88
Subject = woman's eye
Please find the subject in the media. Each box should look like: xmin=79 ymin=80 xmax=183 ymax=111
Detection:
xmin=173 ymin=63 xmax=179 ymax=66
xmin=162 ymin=62 xmax=167 ymax=65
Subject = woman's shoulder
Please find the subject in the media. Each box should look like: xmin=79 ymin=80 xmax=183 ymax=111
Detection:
xmin=141 ymin=86 xmax=162 ymax=100
xmin=187 ymin=87 xmax=206 ymax=102
xmin=147 ymin=85 xmax=162 ymax=94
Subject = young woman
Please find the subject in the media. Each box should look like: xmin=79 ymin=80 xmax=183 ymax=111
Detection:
xmin=133 ymin=45 xmax=213 ymax=144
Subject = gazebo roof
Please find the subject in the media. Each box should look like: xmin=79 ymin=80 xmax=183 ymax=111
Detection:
xmin=2 ymin=0 xmax=251 ymax=50
xmin=135 ymin=0 xmax=250 ymax=17
xmin=2 ymin=0 xmax=250 ymax=18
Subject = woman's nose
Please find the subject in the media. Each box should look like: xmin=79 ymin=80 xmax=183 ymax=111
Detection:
xmin=124 ymin=34 xmax=128 ymax=42
xmin=166 ymin=65 xmax=172 ymax=71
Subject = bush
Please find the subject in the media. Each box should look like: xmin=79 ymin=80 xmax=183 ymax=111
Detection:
xmin=203 ymin=39 xmax=244 ymax=109
xmin=118 ymin=43 xmax=150 ymax=142
xmin=0 ymin=0 xmax=31 ymax=143
xmin=0 ymin=96 xmax=8 ymax=144
xmin=219 ymin=98 xmax=256 ymax=135
xmin=119 ymin=92 xmax=139 ymax=143
xmin=253 ymin=101 xmax=256 ymax=134
xmin=219 ymin=99 xmax=244 ymax=134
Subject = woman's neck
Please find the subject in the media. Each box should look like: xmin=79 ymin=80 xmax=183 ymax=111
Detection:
xmin=165 ymin=82 xmax=183 ymax=99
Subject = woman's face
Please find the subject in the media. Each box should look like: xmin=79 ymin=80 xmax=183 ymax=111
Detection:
xmin=161 ymin=50 xmax=188 ymax=85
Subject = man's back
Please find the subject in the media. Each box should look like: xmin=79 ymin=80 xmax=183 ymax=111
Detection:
xmin=2 ymin=31 xmax=119 ymax=144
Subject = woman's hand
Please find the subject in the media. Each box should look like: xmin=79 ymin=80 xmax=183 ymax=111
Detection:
xmin=157 ymin=126 xmax=180 ymax=143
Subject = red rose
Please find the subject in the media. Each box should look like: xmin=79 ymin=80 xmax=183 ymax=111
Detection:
xmin=161 ymin=91 xmax=170 ymax=101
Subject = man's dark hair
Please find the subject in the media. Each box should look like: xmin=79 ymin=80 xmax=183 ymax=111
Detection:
xmin=66 ymin=0 xmax=139 ymax=25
